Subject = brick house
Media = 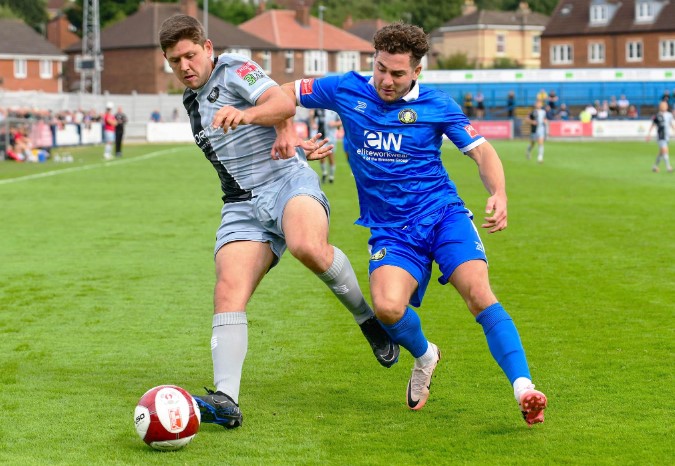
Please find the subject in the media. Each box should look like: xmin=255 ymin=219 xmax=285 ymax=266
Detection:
xmin=238 ymin=4 xmax=374 ymax=82
xmin=430 ymin=1 xmax=548 ymax=69
xmin=64 ymin=0 xmax=276 ymax=94
xmin=541 ymin=0 xmax=675 ymax=68
xmin=0 ymin=19 xmax=68 ymax=92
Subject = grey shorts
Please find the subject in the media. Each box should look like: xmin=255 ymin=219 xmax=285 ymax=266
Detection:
xmin=214 ymin=165 xmax=330 ymax=267
xmin=658 ymin=139 xmax=669 ymax=149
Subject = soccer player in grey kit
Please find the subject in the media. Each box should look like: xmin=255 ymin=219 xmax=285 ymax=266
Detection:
xmin=158 ymin=14 xmax=398 ymax=429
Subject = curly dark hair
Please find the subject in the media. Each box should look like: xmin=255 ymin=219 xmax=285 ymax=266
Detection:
xmin=372 ymin=22 xmax=429 ymax=68
xmin=159 ymin=14 xmax=207 ymax=52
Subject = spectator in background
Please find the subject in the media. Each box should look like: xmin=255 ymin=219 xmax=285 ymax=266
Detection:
xmin=597 ymin=100 xmax=609 ymax=120
xmin=661 ymin=89 xmax=671 ymax=110
xmin=646 ymin=101 xmax=674 ymax=173
xmin=547 ymin=90 xmax=558 ymax=111
xmin=172 ymin=108 xmax=180 ymax=121
xmin=545 ymin=104 xmax=556 ymax=121
xmin=150 ymin=110 xmax=162 ymax=122
xmin=102 ymin=102 xmax=117 ymax=160
xmin=617 ymin=95 xmax=630 ymax=117
xmin=608 ymin=96 xmax=619 ymax=117
xmin=579 ymin=106 xmax=593 ymax=123
xmin=536 ymin=88 xmax=548 ymax=103
xmin=557 ymin=103 xmax=570 ymax=120
xmin=463 ymin=92 xmax=474 ymax=118
xmin=506 ymin=91 xmax=516 ymax=119
xmin=475 ymin=91 xmax=485 ymax=119
xmin=114 ymin=106 xmax=128 ymax=157
xmin=584 ymin=103 xmax=598 ymax=120
xmin=627 ymin=105 xmax=638 ymax=119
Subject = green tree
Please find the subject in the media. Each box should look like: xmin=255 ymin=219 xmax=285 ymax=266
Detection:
xmin=492 ymin=57 xmax=522 ymax=69
xmin=0 ymin=0 xmax=48 ymax=31
xmin=203 ymin=0 xmax=257 ymax=25
xmin=434 ymin=52 xmax=477 ymax=70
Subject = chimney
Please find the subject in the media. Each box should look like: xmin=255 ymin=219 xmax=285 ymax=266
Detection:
xmin=296 ymin=2 xmax=310 ymax=27
xmin=518 ymin=2 xmax=531 ymax=14
xmin=180 ymin=0 xmax=198 ymax=18
xmin=462 ymin=0 xmax=477 ymax=16
xmin=343 ymin=14 xmax=353 ymax=30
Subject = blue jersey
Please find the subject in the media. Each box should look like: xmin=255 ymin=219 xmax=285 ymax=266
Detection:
xmin=295 ymin=72 xmax=485 ymax=227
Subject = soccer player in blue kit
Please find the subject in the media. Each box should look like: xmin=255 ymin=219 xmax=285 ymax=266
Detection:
xmin=158 ymin=14 xmax=399 ymax=430
xmin=275 ymin=22 xmax=548 ymax=425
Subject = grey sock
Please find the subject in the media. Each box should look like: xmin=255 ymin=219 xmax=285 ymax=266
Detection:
xmin=317 ymin=246 xmax=374 ymax=324
xmin=212 ymin=312 xmax=248 ymax=404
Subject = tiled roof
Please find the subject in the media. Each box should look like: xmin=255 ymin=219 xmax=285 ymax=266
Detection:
xmin=66 ymin=2 xmax=276 ymax=52
xmin=240 ymin=10 xmax=374 ymax=52
xmin=0 ymin=19 xmax=67 ymax=57
xmin=543 ymin=0 xmax=675 ymax=36
xmin=345 ymin=19 xmax=391 ymax=43
xmin=440 ymin=9 xmax=549 ymax=29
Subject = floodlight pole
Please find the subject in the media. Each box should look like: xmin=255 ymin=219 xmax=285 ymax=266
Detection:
xmin=318 ymin=5 xmax=326 ymax=73
xmin=81 ymin=0 xmax=102 ymax=94
xmin=203 ymin=0 xmax=208 ymax=37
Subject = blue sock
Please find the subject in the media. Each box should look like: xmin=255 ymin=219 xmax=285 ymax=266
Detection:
xmin=476 ymin=303 xmax=531 ymax=384
xmin=381 ymin=307 xmax=428 ymax=358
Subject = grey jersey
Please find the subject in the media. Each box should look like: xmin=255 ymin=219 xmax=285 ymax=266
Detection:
xmin=183 ymin=53 xmax=306 ymax=203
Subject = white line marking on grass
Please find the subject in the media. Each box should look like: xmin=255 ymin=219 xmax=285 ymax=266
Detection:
xmin=0 ymin=148 xmax=181 ymax=186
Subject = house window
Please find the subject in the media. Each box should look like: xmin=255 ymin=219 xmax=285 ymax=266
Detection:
xmin=336 ymin=51 xmax=359 ymax=72
xmin=588 ymin=43 xmax=605 ymax=64
xmin=285 ymin=50 xmax=294 ymax=73
xmin=227 ymin=48 xmax=252 ymax=59
xmin=551 ymin=44 xmax=573 ymax=64
xmin=260 ymin=51 xmax=272 ymax=73
xmin=635 ymin=1 xmax=655 ymax=21
xmin=304 ymin=50 xmax=327 ymax=75
xmin=532 ymin=35 xmax=541 ymax=55
xmin=14 ymin=59 xmax=27 ymax=79
xmin=496 ymin=34 xmax=506 ymax=54
xmin=659 ymin=39 xmax=675 ymax=61
xmin=626 ymin=40 xmax=643 ymax=62
xmin=39 ymin=59 xmax=53 ymax=79
xmin=590 ymin=5 xmax=608 ymax=24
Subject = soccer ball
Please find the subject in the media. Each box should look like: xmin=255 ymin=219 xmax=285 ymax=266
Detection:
xmin=134 ymin=385 xmax=201 ymax=451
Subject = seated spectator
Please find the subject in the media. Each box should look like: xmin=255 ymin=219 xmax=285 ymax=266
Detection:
xmin=597 ymin=100 xmax=609 ymax=120
xmin=608 ymin=96 xmax=619 ymax=117
xmin=557 ymin=103 xmax=570 ymax=120
xmin=584 ymin=103 xmax=598 ymax=120
xmin=627 ymin=105 xmax=638 ymax=119
xmin=579 ymin=107 xmax=593 ymax=123
xmin=617 ymin=95 xmax=630 ymax=117
xmin=545 ymin=104 xmax=556 ymax=120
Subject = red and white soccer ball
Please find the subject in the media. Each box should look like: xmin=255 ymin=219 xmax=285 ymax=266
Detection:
xmin=134 ymin=385 xmax=201 ymax=451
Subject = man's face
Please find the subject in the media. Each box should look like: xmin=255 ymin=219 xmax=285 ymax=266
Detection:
xmin=372 ymin=51 xmax=421 ymax=103
xmin=164 ymin=39 xmax=214 ymax=90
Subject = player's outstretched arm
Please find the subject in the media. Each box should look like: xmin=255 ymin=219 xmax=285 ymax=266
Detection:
xmin=211 ymin=86 xmax=295 ymax=132
xmin=466 ymin=141 xmax=508 ymax=233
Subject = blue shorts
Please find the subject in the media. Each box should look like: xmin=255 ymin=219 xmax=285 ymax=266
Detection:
xmin=214 ymin=165 xmax=329 ymax=268
xmin=367 ymin=203 xmax=487 ymax=307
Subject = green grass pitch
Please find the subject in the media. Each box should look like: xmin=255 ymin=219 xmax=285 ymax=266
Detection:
xmin=0 ymin=139 xmax=673 ymax=464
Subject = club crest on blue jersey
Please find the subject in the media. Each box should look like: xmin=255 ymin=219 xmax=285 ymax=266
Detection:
xmin=370 ymin=248 xmax=386 ymax=261
xmin=398 ymin=109 xmax=417 ymax=124
xmin=207 ymin=87 xmax=219 ymax=103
